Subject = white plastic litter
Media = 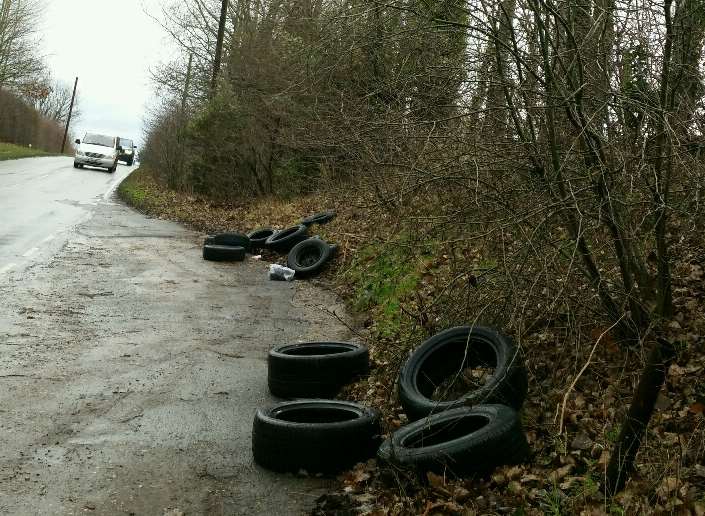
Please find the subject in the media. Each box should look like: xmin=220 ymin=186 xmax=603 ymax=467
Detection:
xmin=252 ymin=255 xmax=263 ymax=261
xmin=269 ymin=264 xmax=295 ymax=281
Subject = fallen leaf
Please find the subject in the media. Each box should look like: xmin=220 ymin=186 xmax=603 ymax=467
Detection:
xmin=656 ymin=477 xmax=679 ymax=500
xmin=520 ymin=473 xmax=540 ymax=483
xmin=598 ymin=450 xmax=610 ymax=465
xmin=507 ymin=481 xmax=522 ymax=494
xmin=571 ymin=432 xmax=593 ymax=450
xmin=505 ymin=465 xmax=523 ymax=479
xmin=452 ymin=486 xmax=470 ymax=502
xmin=549 ymin=464 xmax=573 ymax=482
xmin=352 ymin=493 xmax=376 ymax=504
xmin=426 ymin=471 xmax=453 ymax=497
xmin=654 ymin=393 xmax=672 ymax=411
xmin=689 ymin=402 xmax=705 ymax=414
xmin=426 ymin=471 xmax=446 ymax=490
xmin=694 ymin=502 xmax=705 ymax=516
xmin=491 ymin=472 xmax=506 ymax=485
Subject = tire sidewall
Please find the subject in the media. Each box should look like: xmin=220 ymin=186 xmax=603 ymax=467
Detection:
xmin=301 ymin=210 xmax=336 ymax=226
xmin=268 ymin=342 xmax=369 ymax=398
xmin=253 ymin=400 xmax=381 ymax=474
xmin=287 ymin=239 xmax=332 ymax=276
xmin=378 ymin=405 xmax=527 ymax=474
xmin=206 ymin=233 xmax=251 ymax=251
xmin=265 ymin=225 xmax=308 ymax=253
xmin=203 ymin=244 xmax=246 ymax=261
xmin=398 ymin=326 xmax=526 ymax=420
xmin=248 ymin=228 xmax=277 ymax=249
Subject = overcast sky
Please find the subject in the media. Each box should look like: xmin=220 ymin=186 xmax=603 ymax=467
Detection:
xmin=42 ymin=0 xmax=176 ymax=147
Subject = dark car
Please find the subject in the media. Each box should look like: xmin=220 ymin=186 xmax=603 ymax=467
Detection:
xmin=117 ymin=137 xmax=137 ymax=165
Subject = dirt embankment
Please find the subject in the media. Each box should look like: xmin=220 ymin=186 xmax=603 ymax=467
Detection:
xmin=118 ymin=166 xmax=705 ymax=515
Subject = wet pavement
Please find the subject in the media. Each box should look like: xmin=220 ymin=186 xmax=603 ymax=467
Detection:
xmin=0 ymin=157 xmax=350 ymax=514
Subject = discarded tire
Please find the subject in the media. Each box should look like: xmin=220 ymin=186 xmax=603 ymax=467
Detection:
xmin=287 ymin=238 xmax=334 ymax=278
xmin=265 ymin=225 xmax=309 ymax=253
xmin=268 ymin=342 xmax=369 ymax=398
xmin=301 ymin=210 xmax=336 ymax=227
xmin=203 ymin=244 xmax=246 ymax=262
xmin=252 ymin=400 xmax=381 ymax=474
xmin=398 ymin=326 xmax=527 ymax=421
xmin=248 ymin=228 xmax=277 ymax=251
xmin=205 ymin=232 xmax=251 ymax=252
xmin=377 ymin=404 xmax=529 ymax=475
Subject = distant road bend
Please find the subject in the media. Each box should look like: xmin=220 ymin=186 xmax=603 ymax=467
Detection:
xmin=0 ymin=156 xmax=132 ymax=276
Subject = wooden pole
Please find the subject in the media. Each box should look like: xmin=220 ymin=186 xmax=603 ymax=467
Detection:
xmin=60 ymin=77 xmax=78 ymax=154
xmin=210 ymin=0 xmax=229 ymax=94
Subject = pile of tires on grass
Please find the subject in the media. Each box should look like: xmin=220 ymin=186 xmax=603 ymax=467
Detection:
xmin=202 ymin=210 xmax=338 ymax=279
xmin=252 ymin=325 xmax=530 ymax=478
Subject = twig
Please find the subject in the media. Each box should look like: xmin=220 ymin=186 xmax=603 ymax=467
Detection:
xmin=557 ymin=314 xmax=626 ymax=435
xmin=321 ymin=307 xmax=366 ymax=341
xmin=196 ymin=347 xmax=244 ymax=359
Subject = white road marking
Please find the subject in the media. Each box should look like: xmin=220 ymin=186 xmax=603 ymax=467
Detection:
xmin=23 ymin=247 xmax=39 ymax=258
xmin=41 ymin=234 xmax=56 ymax=244
xmin=103 ymin=178 xmax=122 ymax=201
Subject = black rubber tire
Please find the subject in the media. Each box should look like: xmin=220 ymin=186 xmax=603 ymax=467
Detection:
xmin=377 ymin=404 xmax=529 ymax=476
xmin=73 ymin=162 xmax=79 ymax=168
xmin=247 ymin=228 xmax=277 ymax=251
xmin=398 ymin=326 xmax=527 ymax=421
xmin=268 ymin=342 xmax=369 ymax=398
xmin=252 ymin=400 xmax=381 ymax=474
xmin=203 ymin=244 xmax=246 ymax=262
xmin=300 ymin=210 xmax=336 ymax=227
xmin=127 ymin=158 xmax=134 ymax=166
xmin=264 ymin=225 xmax=309 ymax=253
xmin=286 ymin=238 xmax=333 ymax=278
xmin=204 ymin=232 xmax=251 ymax=252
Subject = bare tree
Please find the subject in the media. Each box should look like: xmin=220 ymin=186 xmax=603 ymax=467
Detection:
xmin=0 ymin=0 xmax=45 ymax=89
xmin=22 ymin=74 xmax=81 ymax=125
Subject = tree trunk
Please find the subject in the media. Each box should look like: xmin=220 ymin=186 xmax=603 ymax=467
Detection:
xmin=606 ymin=338 xmax=677 ymax=495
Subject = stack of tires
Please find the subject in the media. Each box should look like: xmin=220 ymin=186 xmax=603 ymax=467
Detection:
xmin=252 ymin=325 xmax=530 ymax=478
xmin=202 ymin=232 xmax=250 ymax=262
xmin=253 ymin=342 xmax=380 ymax=474
xmin=379 ymin=326 xmax=529 ymax=475
xmin=206 ymin=211 xmax=338 ymax=279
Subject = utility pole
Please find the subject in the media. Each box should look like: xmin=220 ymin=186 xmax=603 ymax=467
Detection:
xmin=60 ymin=77 xmax=78 ymax=154
xmin=210 ymin=0 xmax=229 ymax=94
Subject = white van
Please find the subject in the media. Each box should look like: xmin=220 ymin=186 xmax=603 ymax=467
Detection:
xmin=73 ymin=133 xmax=121 ymax=173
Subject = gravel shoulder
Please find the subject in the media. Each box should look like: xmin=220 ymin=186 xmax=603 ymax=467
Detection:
xmin=0 ymin=196 xmax=352 ymax=515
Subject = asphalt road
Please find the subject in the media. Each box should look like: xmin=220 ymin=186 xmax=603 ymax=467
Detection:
xmin=0 ymin=157 xmax=350 ymax=514
xmin=0 ymin=157 xmax=132 ymax=276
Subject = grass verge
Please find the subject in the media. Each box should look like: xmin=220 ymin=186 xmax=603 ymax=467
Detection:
xmin=0 ymin=142 xmax=55 ymax=161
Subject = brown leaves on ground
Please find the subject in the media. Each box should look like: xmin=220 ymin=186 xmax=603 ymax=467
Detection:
xmin=119 ymin=167 xmax=705 ymax=515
